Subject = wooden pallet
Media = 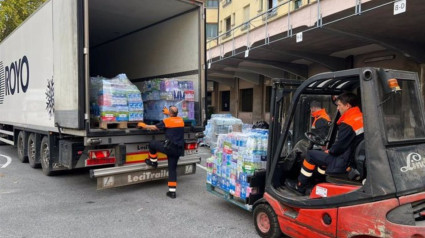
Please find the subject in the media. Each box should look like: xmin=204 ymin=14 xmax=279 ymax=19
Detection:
xmin=94 ymin=120 xmax=141 ymax=130
xmin=206 ymin=183 xmax=252 ymax=211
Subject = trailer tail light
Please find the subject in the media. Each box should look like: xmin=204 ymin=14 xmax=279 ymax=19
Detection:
xmin=184 ymin=142 xmax=198 ymax=155
xmin=86 ymin=149 xmax=116 ymax=166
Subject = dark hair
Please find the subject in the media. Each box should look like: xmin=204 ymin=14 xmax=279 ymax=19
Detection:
xmin=310 ymin=100 xmax=321 ymax=109
xmin=252 ymin=121 xmax=269 ymax=129
xmin=336 ymin=92 xmax=359 ymax=107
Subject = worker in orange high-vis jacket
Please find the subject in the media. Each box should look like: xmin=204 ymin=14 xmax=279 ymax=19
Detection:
xmin=285 ymin=92 xmax=364 ymax=195
xmin=310 ymin=100 xmax=331 ymax=140
xmin=137 ymin=106 xmax=185 ymax=199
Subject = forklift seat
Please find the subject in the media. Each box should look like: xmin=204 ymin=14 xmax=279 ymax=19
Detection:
xmin=326 ymin=140 xmax=366 ymax=185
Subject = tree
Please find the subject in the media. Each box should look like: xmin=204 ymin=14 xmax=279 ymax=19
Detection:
xmin=0 ymin=0 xmax=47 ymax=42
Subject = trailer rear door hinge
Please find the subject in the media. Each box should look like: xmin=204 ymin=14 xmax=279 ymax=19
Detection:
xmin=83 ymin=48 xmax=88 ymax=54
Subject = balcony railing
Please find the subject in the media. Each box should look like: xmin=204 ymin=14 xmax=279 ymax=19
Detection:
xmin=207 ymin=0 xmax=398 ymax=64
xmin=208 ymin=0 xmax=304 ymax=51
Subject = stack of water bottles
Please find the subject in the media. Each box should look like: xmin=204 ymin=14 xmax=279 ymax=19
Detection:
xmin=203 ymin=114 xmax=243 ymax=148
xmin=141 ymin=78 xmax=195 ymax=122
xmin=90 ymin=74 xmax=144 ymax=122
xmin=206 ymin=128 xmax=269 ymax=200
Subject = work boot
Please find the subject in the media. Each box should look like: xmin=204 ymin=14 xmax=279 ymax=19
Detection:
xmin=284 ymin=179 xmax=306 ymax=196
xmin=145 ymin=158 xmax=158 ymax=169
xmin=166 ymin=191 xmax=176 ymax=199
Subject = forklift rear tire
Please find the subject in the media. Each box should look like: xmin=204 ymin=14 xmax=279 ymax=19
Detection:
xmin=17 ymin=131 xmax=28 ymax=163
xmin=40 ymin=136 xmax=54 ymax=176
xmin=254 ymin=203 xmax=282 ymax=238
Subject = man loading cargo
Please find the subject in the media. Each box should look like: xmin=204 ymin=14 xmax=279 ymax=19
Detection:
xmin=138 ymin=106 xmax=185 ymax=199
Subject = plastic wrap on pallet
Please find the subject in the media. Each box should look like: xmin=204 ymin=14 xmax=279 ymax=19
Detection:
xmin=203 ymin=114 xmax=243 ymax=148
xmin=206 ymin=128 xmax=268 ymax=199
xmin=140 ymin=78 xmax=195 ymax=123
xmin=90 ymin=74 xmax=144 ymax=122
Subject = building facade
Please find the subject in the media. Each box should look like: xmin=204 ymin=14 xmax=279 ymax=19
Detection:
xmin=206 ymin=0 xmax=425 ymax=124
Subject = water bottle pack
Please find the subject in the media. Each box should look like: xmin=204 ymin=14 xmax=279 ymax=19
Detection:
xmin=203 ymin=115 xmax=243 ymax=148
xmin=141 ymin=78 xmax=196 ymax=122
xmin=90 ymin=74 xmax=144 ymax=123
xmin=206 ymin=128 xmax=269 ymax=200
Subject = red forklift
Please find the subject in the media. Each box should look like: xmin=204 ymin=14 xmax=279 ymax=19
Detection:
xmin=249 ymin=68 xmax=425 ymax=237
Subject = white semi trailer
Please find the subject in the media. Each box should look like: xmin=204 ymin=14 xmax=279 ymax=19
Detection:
xmin=0 ymin=0 xmax=205 ymax=189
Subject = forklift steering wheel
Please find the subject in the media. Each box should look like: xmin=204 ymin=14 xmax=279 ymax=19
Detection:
xmin=304 ymin=132 xmax=326 ymax=146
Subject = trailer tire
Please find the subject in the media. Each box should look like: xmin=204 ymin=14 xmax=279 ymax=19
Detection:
xmin=17 ymin=131 xmax=28 ymax=163
xmin=28 ymin=133 xmax=41 ymax=168
xmin=40 ymin=136 xmax=54 ymax=176
xmin=253 ymin=204 xmax=282 ymax=238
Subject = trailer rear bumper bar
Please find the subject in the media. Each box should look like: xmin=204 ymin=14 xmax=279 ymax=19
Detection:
xmin=91 ymin=157 xmax=200 ymax=189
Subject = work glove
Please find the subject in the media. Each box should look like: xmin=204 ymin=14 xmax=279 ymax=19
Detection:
xmin=137 ymin=122 xmax=147 ymax=128
xmin=162 ymin=107 xmax=170 ymax=115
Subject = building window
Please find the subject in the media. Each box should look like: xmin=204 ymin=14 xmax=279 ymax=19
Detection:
xmin=242 ymin=5 xmax=250 ymax=30
xmin=268 ymin=0 xmax=278 ymax=9
xmin=265 ymin=0 xmax=278 ymax=17
xmin=224 ymin=17 xmax=231 ymax=37
xmin=258 ymin=0 xmax=263 ymax=12
xmin=239 ymin=88 xmax=253 ymax=112
xmin=207 ymin=91 xmax=212 ymax=106
xmin=222 ymin=0 xmax=232 ymax=7
xmin=265 ymin=86 xmax=272 ymax=113
xmin=206 ymin=0 xmax=218 ymax=8
xmin=221 ymin=91 xmax=230 ymax=111
xmin=206 ymin=23 xmax=218 ymax=39
xmin=294 ymin=0 xmax=302 ymax=9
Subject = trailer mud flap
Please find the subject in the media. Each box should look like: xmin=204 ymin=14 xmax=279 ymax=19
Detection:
xmin=91 ymin=157 xmax=200 ymax=190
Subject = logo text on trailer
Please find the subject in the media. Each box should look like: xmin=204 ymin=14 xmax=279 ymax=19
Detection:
xmin=4 ymin=56 xmax=30 ymax=96
xmin=400 ymin=152 xmax=425 ymax=172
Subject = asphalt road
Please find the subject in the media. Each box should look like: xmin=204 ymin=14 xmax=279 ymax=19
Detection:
xmin=0 ymin=145 xmax=259 ymax=238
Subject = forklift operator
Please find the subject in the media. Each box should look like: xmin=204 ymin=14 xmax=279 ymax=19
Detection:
xmin=285 ymin=92 xmax=364 ymax=195
xmin=310 ymin=100 xmax=331 ymax=140
xmin=137 ymin=106 xmax=185 ymax=199
xmin=290 ymin=100 xmax=330 ymax=161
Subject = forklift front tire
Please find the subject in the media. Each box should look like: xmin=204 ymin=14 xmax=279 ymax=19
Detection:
xmin=254 ymin=203 xmax=282 ymax=238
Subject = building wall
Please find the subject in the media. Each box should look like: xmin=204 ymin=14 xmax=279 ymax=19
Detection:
xmin=213 ymin=77 xmax=267 ymax=124
xmin=218 ymin=0 xmax=317 ymax=44
xmin=209 ymin=0 xmax=425 ymax=125
xmin=206 ymin=8 xmax=218 ymax=23
xmin=206 ymin=1 xmax=219 ymax=49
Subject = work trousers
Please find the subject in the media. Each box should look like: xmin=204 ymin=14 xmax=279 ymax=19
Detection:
xmin=149 ymin=140 xmax=181 ymax=190
xmin=298 ymin=150 xmax=332 ymax=186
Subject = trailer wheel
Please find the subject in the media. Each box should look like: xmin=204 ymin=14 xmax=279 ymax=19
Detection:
xmin=254 ymin=204 xmax=282 ymax=238
xmin=28 ymin=133 xmax=41 ymax=168
xmin=40 ymin=136 xmax=54 ymax=176
xmin=17 ymin=131 xmax=28 ymax=163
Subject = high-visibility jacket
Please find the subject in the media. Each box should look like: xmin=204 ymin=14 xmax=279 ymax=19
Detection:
xmin=156 ymin=116 xmax=185 ymax=148
xmin=327 ymin=106 xmax=364 ymax=174
xmin=311 ymin=108 xmax=331 ymax=139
